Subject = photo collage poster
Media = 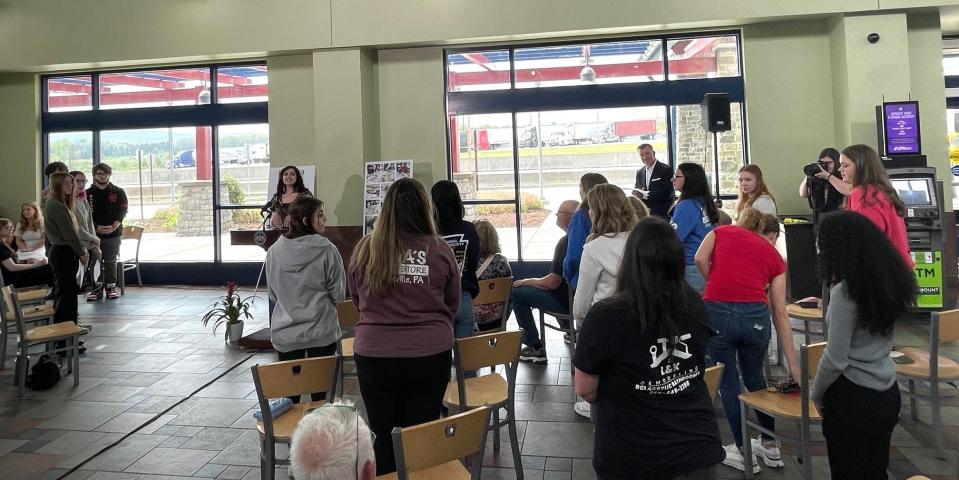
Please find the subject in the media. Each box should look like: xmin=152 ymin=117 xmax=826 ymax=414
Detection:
xmin=363 ymin=160 xmax=413 ymax=235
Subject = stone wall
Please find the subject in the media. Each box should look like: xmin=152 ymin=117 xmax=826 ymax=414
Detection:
xmin=176 ymin=181 xmax=233 ymax=236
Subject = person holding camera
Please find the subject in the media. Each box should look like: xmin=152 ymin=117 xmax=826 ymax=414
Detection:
xmin=800 ymin=148 xmax=849 ymax=218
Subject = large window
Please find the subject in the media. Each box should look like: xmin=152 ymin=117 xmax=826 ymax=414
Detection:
xmin=42 ymin=63 xmax=269 ymax=264
xmin=446 ymin=33 xmax=747 ymax=260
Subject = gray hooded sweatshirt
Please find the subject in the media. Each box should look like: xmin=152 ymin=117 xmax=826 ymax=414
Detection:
xmin=265 ymin=234 xmax=345 ymax=353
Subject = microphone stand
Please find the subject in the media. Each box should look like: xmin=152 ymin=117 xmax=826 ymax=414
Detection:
xmin=252 ymin=207 xmax=274 ymax=298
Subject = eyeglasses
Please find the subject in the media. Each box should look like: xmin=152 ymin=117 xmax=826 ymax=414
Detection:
xmin=557 ymin=210 xmax=575 ymax=216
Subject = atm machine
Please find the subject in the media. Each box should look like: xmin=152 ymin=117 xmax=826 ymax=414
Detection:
xmin=877 ymin=100 xmax=946 ymax=309
xmin=885 ymin=166 xmax=946 ymax=309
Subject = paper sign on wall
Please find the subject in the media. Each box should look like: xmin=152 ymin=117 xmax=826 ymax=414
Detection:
xmin=363 ymin=160 xmax=412 ymax=235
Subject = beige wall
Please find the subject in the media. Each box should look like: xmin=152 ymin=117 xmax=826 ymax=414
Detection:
xmin=0 ymin=74 xmax=39 ymax=219
xmin=742 ymin=19 xmax=837 ymax=215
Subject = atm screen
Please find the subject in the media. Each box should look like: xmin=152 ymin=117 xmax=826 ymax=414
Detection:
xmin=891 ymin=178 xmax=934 ymax=207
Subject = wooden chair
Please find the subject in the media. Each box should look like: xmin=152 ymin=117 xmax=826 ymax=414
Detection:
xmin=741 ymin=342 xmax=826 ymax=479
xmin=333 ymin=300 xmax=360 ymax=400
xmin=896 ymin=309 xmax=959 ymax=459
xmin=538 ymin=285 xmax=576 ymax=350
xmin=443 ymin=330 xmax=524 ymax=479
xmin=0 ymin=286 xmax=53 ymax=370
xmin=251 ymin=355 xmax=338 ymax=480
xmin=474 ymin=277 xmax=512 ymax=332
xmin=787 ymin=303 xmax=827 ymax=344
xmin=376 ymin=406 xmax=492 ymax=480
xmin=118 ymin=225 xmax=144 ymax=295
xmin=704 ymin=363 xmax=724 ymax=400
xmin=1 ymin=286 xmax=81 ymax=396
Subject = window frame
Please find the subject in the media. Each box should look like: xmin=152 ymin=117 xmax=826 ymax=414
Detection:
xmin=40 ymin=61 xmax=269 ymax=265
xmin=444 ymin=31 xmax=748 ymax=262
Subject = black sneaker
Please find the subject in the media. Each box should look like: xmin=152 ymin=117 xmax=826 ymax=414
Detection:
xmin=519 ymin=346 xmax=548 ymax=364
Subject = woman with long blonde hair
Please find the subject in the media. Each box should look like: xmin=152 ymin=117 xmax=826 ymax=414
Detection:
xmin=348 ymin=177 xmax=460 ymax=476
xmin=571 ymin=183 xmax=637 ymax=418
xmin=15 ymin=201 xmax=46 ymax=263
xmin=735 ymin=164 xmax=777 ymax=219
xmin=43 ymin=172 xmax=88 ymax=330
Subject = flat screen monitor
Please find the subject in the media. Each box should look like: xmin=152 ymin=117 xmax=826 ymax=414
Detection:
xmin=883 ymin=101 xmax=921 ymax=155
xmin=891 ymin=177 xmax=935 ymax=208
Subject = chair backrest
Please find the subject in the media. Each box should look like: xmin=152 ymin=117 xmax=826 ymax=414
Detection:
xmin=935 ymin=309 xmax=959 ymax=344
xmin=0 ymin=285 xmax=28 ymax=340
xmin=336 ymin=300 xmax=360 ymax=330
xmin=704 ymin=363 xmax=723 ymax=400
xmin=453 ymin=329 xmax=523 ymax=372
xmin=392 ymin=405 xmax=491 ymax=479
xmin=1 ymin=286 xmax=14 ymax=322
xmin=802 ymin=342 xmax=827 ymax=383
xmin=122 ymin=225 xmax=144 ymax=241
xmin=474 ymin=277 xmax=512 ymax=308
xmin=251 ymin=355 xmax=337 ymax=400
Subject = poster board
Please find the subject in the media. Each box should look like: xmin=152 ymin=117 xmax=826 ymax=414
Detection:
xmin=267 ymin=166 xmax=317 ymax=199
xmin=364 ymin=160 xmax=413 ymax=235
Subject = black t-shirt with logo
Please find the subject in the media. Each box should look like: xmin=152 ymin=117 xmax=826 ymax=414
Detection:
xmin=439 ymin=219 xmax=480 ymax=298
xmin=549 ymin=235 xmax=570 ymax=307
xmin=573 ymin=293 xmax=724 ymax=480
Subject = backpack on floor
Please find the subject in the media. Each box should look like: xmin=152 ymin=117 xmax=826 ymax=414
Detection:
xmin=26 ymin=354 xmax=61 ymax=391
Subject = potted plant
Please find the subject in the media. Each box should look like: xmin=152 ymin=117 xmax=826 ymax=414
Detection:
xmin=201 ymin=282 xmax=254 ymax=344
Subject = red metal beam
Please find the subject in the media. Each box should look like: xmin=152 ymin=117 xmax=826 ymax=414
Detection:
xmin=99 ymin=73 xmax=181 ymax=90
xmin=449 ymin=57 xmax=716 ymax=86
xmin=47 ymin=80 xmax=93 ymax=94
xmin=163 ymin=69 xmax=251 ymax=86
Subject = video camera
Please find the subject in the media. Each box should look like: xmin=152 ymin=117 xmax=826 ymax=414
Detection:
xmin=802 ymin=161 xmax=828 ymax=176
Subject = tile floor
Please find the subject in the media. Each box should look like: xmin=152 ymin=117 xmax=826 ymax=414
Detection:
xmin=0 ymin=286 xmax=957 ymax=479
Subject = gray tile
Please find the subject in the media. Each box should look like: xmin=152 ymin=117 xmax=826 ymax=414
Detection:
xmin=481 ymin=467 xmax=545 ymax=479
xmin=522 ymin=422 xmax=594 ymax=458
xmin=180 ymin=427 xmax=243 ymax=451
xmin=95 ymin=412 xmax=161 ymax=433
xmin=0 ymin=438 xmax=28 ymax=455
xmin=544 ymin=471 xmax=572 ymax=480
xmin=216 ymin=465 xmax=251 ymax=479
xmin=85 ymin=473 xmax=139 ymax=480
xmin=514 ymin=401 xmax=585 ymax=422
xmin=532 ymin=386 xmax=576 ymax=403
xmin=37 ymin=431 xmax=108 ymax=455
xmin=168 ymin=398 xmax=256 ymax=428
xmin=81 ymin=433 xmax=167 ymax=471
xmin=124 ymin=447 xmax=217 ymax=476
xmin=545 ymin=457 xmax=572 ymax=471
xmin=195 ymin=464 xmax=228 ymax=478
xmin=72 ymin=385 xmax=145 ymax=402
xmin=160 ymin=436 xmax=190 ymax=448
xmin=115 ymin=372 xmax=173 ymax=387
xmin=173 ymin=426 xmax=203 ymax=437
xmin=571 ymin=458 xmax=596 ymax=480
xmin=135 ymin=343 xmax=195 ymax=354
xmin=897 ymin=446 xmax=958 ymax=475
xmin=192 ymin=382 xmax=255 ymax=399
xmin=210 ymin=430 xmax=260 ymax=467
xmin=37 ymin=401 xmax=134 ymax=431
xmin=140 ymin=373 xmax=222 ymax=397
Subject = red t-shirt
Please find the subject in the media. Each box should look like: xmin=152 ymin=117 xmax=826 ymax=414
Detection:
xmin=702 ymin=225 xmax=786 ymax=303
xmin=846 ymin=185 xmax=915 ymax=269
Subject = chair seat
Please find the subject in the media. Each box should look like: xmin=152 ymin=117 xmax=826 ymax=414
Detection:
xmin=341 ymin=337 xmax=354 ymax=358
xmin=739 ymin=390 xmax=821 ymax=421
xmin=256 ymin=400 xmax=325 ymax=442
xmin=786 ymin=304 xmax=823 ymax=320
xmin=22 ymin=304 xmax=55 ymax=321
xmin=25 ymin=322 xmax=83 ymax=343
xmin=375 ymin=460 xmax=469 ymax=480
xmin=443 ymin=373 xmax=508 ymax=408
xmin=896 ymin=347 xmax=959 ymax=380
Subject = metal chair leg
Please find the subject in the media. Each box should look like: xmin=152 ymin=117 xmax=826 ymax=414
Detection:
xmin=135 ymin=264 xmax=143 ymax=287
xmin=740 ymin=403 xmax=753 ymax=480
xmin=0 ymin=324 xmax=7 ymax=370
xmin=17 ymin=349 xmax=27 ymax=397
xmin=492 ymin=409 xmax=500 ymax=452
xmin=261 ymin=437 xmax=275 ymax=480
xmin=931 ymin=379 xmax=946 ymax=459
xmin=908 ymin=379 xmax=918 ymax=420
xmin=800 ymin=410 xmax=812 ymax=479
xmin=507 ymin=404 xmax=523 ymax=480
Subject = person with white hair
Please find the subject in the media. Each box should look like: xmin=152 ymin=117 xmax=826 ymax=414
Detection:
xmin=289 ymin=402 xmax=376 ymax=480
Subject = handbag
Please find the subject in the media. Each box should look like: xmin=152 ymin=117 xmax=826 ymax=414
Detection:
xmin=27 ymin=354 xmax=62 ymax=391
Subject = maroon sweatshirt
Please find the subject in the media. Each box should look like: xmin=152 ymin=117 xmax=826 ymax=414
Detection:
xmin=349 ymin=234 xmax=461 ymax=358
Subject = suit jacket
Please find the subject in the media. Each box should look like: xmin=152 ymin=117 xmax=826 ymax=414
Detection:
xmin=634 ymin=161 xmax=675 ymax=217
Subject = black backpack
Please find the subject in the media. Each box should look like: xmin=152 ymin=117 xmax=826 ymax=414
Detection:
xmin=27 ymin=354 xmax=61 ymax=391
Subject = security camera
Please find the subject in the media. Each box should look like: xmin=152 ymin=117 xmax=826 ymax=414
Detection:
xmin=867 ymin=33 xmax=880 ymax=44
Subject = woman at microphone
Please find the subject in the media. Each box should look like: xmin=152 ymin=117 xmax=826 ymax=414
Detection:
xmin=270 ymin=166 xmax=313 ymax=230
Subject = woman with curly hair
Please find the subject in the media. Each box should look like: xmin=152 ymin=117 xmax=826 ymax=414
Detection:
xmin=270 ymin=165 xmax=314 ymax=230
xmin=571 ymin=183 xmax=637 ymax=418
xmin=735 ymin=164 xmax=776 ymax=219
xmin=816 ymin=144 xmax=913 ymax=268
xmin=812 ymin=211 xmax=916 ymax=479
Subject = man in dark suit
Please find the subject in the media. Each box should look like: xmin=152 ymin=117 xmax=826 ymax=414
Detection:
xmin=632 ymin=144 xmax=674 ymax=217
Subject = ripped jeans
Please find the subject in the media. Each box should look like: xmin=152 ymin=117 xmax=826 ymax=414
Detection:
xmin=705 ymin=301 xmax=775 ymax=447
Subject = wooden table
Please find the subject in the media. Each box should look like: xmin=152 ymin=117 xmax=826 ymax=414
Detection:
xmin=786 ymin=303 xmax=826 ymax=343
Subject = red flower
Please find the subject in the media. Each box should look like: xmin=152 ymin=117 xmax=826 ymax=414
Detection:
xmin=226 ymin=282 xmax=237 ymax=298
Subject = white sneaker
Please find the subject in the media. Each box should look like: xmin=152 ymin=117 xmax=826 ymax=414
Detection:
xmin=751 ymin=436 xmax=785 ymax=468
xmin=573 ymin=400 xmax=591 ymax=419
xmin=722 ymin=444 xmax=760 ymax=474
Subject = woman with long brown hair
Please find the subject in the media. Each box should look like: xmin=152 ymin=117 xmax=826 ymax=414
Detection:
xmin=14 ymin=201 xmax=46 ymax=263
xmin=735 ymin=164 xmax=777 ymax=219
xmin=348 ymin=177 xmax=460 ymax=476
xmin=815 ymin=144 xmax=912 ymax=267
xmin=43 ymin=172 xmax=89 ymax=329
xmin=571 ymin=183 xmax=637 ymax=418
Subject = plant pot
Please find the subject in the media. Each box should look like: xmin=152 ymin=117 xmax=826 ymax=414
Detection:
xmin=226 ymin=321 xmax=244 ymax=344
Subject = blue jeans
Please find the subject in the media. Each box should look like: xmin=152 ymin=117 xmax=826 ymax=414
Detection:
xmin=511 ymin=285 xmax=569 ymax=347
xmin=454 ymin=291 xmax=476 ymax=339
xmin=705 ymin=301 xmax=775 ymax=446
xmin=684 ymin=265 xmax=706 ymax=295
